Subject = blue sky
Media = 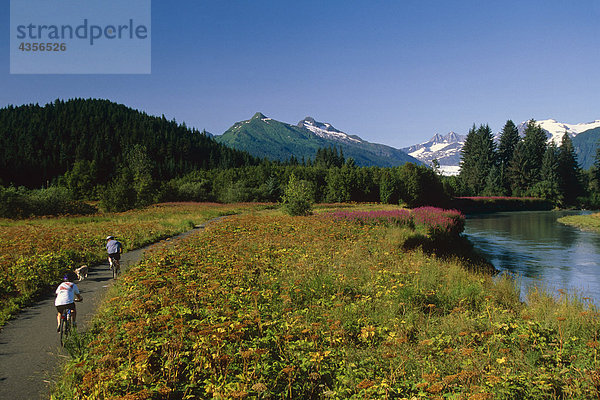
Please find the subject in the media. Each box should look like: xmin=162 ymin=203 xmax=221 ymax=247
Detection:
xmin=2 ymin=0 xmax=599 ymax=148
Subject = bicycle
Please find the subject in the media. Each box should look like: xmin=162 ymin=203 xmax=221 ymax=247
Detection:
xmin=108 ymin=255 xmax=120 ymax=279
xmin=58 ymin=308 xmax=73 ymax=347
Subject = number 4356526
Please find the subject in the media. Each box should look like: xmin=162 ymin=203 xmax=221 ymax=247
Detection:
xmin=19 ymin=42 xmax=66 ymax=51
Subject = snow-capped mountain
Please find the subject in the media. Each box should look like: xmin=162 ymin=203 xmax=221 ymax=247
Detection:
xmin=517 ymin=119 xmax=600 ymax=144
xmin=297 ymin=117 xmax=362 ymax=144
xmin=216 ymin=113 xmax=421 ymax=167
xmin=402 ymin=132 xmax=466 ymax=176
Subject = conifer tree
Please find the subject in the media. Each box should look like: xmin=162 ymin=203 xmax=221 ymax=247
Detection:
xmin=459 ymin=124 xmax=496 ymax=195
xmin=497 ymin=120 xmax=520 ymax=166
xmin=530 ymin=142 xmax=561 ymax=203
xmin=558 ymin=132 xmax=582 ymax=205
xmin=507 ymin=142 xmax=529 ymax=196
xmin=508 ymin=120 xmax=547 ymax=194
xmin=497 ymin=120 xmax=520 ymax=192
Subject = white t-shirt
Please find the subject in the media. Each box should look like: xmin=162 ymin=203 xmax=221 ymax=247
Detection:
xmin=55 ymin=282 xmax=80 ymax=306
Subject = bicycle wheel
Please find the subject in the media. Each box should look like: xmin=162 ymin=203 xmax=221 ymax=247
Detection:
xmin=59 ymin=312 xmax=70 ymax=346
xmin=110 ymin=257 xmax=120 ymax=279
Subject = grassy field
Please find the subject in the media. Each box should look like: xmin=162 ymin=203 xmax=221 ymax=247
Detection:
xmin=0 ymin=202 xmax=268 ymax=325
xmin=558 ymin=212 xmax=600 ymax=233
xmin=52 ymin=205 xmax=600 ymax=399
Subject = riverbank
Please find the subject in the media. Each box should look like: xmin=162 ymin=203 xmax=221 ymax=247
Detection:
xmin=557 ymin=212 xmax=600 ymax=232
xmin=450 ymin=197 xmax=553 ymax=214
xmin=53 ymin=207 xmax=600 ymax=399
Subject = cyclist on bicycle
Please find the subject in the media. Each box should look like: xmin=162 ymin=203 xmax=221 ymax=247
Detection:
xmin=55 ymin=271 xmax=82 ymax=332
xmin=106 ymin=235 xmax=123 ymax=275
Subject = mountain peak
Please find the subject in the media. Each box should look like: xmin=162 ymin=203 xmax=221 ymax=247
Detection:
xmin=252 ymin=112 xmax=267 ymax=120
xmin=298 ymin=116 xmax=316 ymax=126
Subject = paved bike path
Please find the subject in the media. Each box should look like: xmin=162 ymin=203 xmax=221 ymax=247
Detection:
xmin=0 ymin=221 xmax=216 ymax=400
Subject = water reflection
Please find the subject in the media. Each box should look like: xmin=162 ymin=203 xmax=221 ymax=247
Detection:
xmin=464 ymin=211 xmax=600 ymax=304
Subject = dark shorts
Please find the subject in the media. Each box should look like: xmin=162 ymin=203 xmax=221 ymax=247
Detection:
xmin=56 ymin=303 xmax=76 ymax=313
xmin=108 ymin=253 xmax=121 ymax=261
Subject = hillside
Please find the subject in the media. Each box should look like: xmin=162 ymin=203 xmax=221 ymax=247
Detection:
xmin=572 ymin=127 xmax=600 ymax=170
xmin=0 ymin=99 xmax=258 ymax=187
xmin=216 ymin=113 xmax=421 ymax=167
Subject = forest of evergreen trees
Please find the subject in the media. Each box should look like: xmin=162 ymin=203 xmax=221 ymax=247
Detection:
xmin=0 ymin=98 xmax=258 ymax=188
xmin=1 ymin=99 xmax=599 ymax=218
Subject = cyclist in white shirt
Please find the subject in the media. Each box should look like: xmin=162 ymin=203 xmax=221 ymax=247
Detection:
xmin=55 ymin=271 xmax=82 ymax=331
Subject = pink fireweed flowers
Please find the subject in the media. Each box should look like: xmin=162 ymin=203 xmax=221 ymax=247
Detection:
xmin=325 ymin=209 xmax=414 ymax=228
xmin=323 ymin=208 xmax=465 ymax=237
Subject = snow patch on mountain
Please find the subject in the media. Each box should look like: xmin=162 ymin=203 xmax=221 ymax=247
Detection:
xmin=298 ymin=117 xmax=362 ymax=144
xmin=517 ymin=119 xmax=600 ymax=144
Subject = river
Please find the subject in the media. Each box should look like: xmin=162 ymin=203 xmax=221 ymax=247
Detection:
xmin=463 ymin=210 xmax=600 ymax=305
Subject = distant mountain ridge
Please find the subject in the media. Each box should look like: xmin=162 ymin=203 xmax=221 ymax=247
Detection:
xmin=402 ymin=132 xmax=466 ymax=176
xmin=216 ymin=113 xmax=421 ymax=167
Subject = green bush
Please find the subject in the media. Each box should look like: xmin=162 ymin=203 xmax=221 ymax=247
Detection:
xmin=0 ymin=186 xmax=96 ymax=218
xmin=99 ymin=173 xmax=137 ymax=212
xmin=282 ymin=173 xmax=314 ymax=216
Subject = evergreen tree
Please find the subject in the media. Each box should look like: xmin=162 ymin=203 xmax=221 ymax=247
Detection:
xmin=557 ymin=132 xmax=582 ymax=206
xmin=459 ymin=124 xmax=496 ymax=195
xmin=482 ymin=165 xmax=503 ymax=196
xmin=508 ymin=120 xmax=547 ymax=194
xmin=379 ymin=169 xmax=398 ymax=204
xmin=497 ymin=120 xmax=520 ymax=166
xmin=507 ymin=142 xmax=529 ymax=196
xmin=497 ymin=120 xmax=520 ymax=192
xmin=530 ymin=142 xmax=561 ymax=203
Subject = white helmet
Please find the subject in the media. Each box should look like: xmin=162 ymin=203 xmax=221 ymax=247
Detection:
xmin=106 ymin=235 xmax=114 ymax=240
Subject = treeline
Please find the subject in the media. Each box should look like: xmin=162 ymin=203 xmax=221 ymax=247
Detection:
xmin=453 ymin=120 xmax=600 ymax=207
xmin=0 ymin=99 xmax=449 ymax=216
xmin=0 ymin=140 xmax=447 ymax=217
xmin=0 ymin=98 xmax=258 ymax=188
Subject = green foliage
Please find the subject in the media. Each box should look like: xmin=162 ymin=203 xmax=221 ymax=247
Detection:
xmin=497 ymin=120 xmax=520 ymax=192
xmin=282 ymin=173 xmax=314 ymax=216
xmin=0 ymin=99 xmax=259 ymax=188
xmin=99 ymin=145 xmax=158 ymax=211
xmin=99 ymin=172 xmax=137 ymax=212
xmin=398 ymin=163 xmax=447 ymax=207
xmin=0 ymin=186 xmax=95 ymax=218
xmin=379 ymin=169 xmax=398 ymax=204
xmin=314 ymin=146 xmax=345 ymax=168
xmin=63 ymin=160 xmax=99 ymax=200
xmin=509 ymin=120 xmax=548 ymax=193
xmin=459 ymin=124 xmax=496 ymax=195
xmin=558 ymin=133 xmax=583 ymax=206
xmin=530 ymin=143 xmax=562 ymax=204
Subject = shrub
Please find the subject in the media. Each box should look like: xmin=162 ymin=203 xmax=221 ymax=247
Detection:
xmin=0 ymin=186 xmax=96 ymax=218
xmin=99 ymin=173 xmax=137 ymax=212
xmin=282 ymin=173 xmax=314 ymax=216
